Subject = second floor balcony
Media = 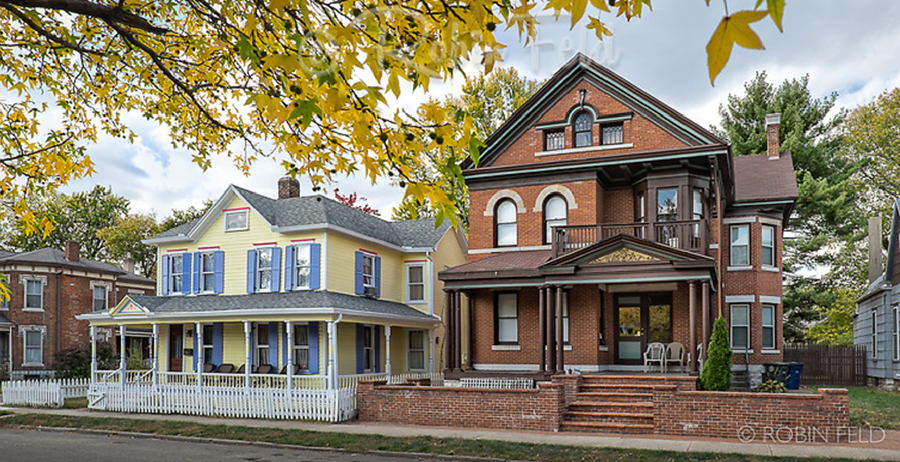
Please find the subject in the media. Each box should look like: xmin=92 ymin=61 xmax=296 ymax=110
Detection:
xmin=551 ymin=219 xmax=708 ymax=258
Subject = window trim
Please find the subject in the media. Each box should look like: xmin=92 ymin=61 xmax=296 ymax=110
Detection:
xmin=494 ymin=292 xmax=519 ymax=345
xmin=761 ymin=225 xmax=775 ymax=267
xmin=405 ymin=262 xmax=426 ymax=303
xmin=23 ymin=277 xmax=44 ymax=311
xmin=543 ymin=194 xmax=568 ymax=245
xmin=362 ymin=325 xmax=376 ymax=373
xmin=224 ymin=209 xmax=249 ymax=232
xmin=362 ymin=253 xmax=376 ymax=288
xmin=761 ymin=304 xmax=776 ymax=350
xmin=23 ymin=329 xmax=43 ymax=366
xmin=730 ymin=224 xmax=750 ymax=266
xmin=573 ymin=112 xmax=593 ymax=148
xmin=730 ymin=304 xmax=750 ymax=350
xmin=169 ymin=254 xmax=184 ymax=295
xmin=292 ymin=243 xmax=312 ymax=290
xmin=544 ymin=130 xmax=565 ymax=151
xmin=872 ymin=310 xmax=878 ymax=360
xmin=293 ymin=323 xmax=311 ymax=372
xmin=199 ymin=251 xmax=216 ymax=293
xmin=599 ymin=123 xmax=624 ymax=145
xmin=494 ymin=199 xmax=518 ymax=247
xmin=91 ymin=283 xmax=109 ymax=312
xmin=407 ymin=329 xmax=426 ymax=372
xmin=256 ymin=247 xmax=274 ymax=293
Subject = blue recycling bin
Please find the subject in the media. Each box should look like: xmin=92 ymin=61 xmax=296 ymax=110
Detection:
xmin=786 ymin=362 xmax=803 ymax=390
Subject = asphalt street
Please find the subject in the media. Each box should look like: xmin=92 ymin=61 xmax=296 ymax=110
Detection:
xmin=0 ymin=427 xmax=440 ymax=462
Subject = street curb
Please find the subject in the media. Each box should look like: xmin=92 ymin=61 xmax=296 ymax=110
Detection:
xmin=4 ymin=424 xmax=515 ymax=462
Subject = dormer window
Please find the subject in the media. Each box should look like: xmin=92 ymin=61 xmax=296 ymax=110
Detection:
xmin=601 ymin=124 xmax=624 ymax=145
xmin=574 ymin=112 xmax=592 ymax=147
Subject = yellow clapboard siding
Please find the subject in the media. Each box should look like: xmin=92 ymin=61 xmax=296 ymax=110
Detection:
xmin=326 ymin=232 xmax=407 ymax=302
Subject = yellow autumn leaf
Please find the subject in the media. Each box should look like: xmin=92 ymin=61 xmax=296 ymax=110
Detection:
xmin=586 ymin=17 xmax=613 ymax=40
xmin=767 ymin=0 xmax=785 ymax=32
xmin=706 ymin=10 xmax=769 ymax=85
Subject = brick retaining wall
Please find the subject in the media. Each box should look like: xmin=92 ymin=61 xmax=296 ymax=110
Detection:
xmin=357 ymin=380 xmax=565 ymax=432
xmin=653 ymin=386 xmax=849 ymax=442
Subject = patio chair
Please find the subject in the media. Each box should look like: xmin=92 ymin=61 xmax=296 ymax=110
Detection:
xmin=665 ymin=342 xmax=685 ymax=373
xmin=255 ymin=364 xmax=273 ymax=374
xmin=696 ymin=344 xmax=704 ymax=372
xmin=215 ymin=363 xmax=234 ymax=373
xmin=235 ymin=364 xmax=246 ymax=374
xmin=279 ymin=364 xmax=301 ymax=375
xmin=643 ymin=342 xmax=666 ymax=373
xmin=203 ymin=363 xmax=215 ymax=373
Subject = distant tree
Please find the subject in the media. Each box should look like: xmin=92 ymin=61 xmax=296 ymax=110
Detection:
xmin=334 ymin=190 xmax=380 ymax=217
xmin=843 ymin=87 xmax=900 ymax=209
xmin=803 ymin=288 xmax=856 ymax=347
xmin=98 ymin=213 xmax=160 ymax=278
xmin=158 ymin=200 xmax=214 ymax=233
xmin=700 ymin=317 xmax=733 ymax=391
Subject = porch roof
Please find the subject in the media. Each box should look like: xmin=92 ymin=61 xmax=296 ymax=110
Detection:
xmin=79 ymin=290 xmax=439 ymax=327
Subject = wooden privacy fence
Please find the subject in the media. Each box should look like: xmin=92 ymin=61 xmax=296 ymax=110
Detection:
xmin=783 ymin=344 xmax=867 ymax=386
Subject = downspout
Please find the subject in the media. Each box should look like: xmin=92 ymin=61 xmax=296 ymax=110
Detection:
xmin=426 ymin=251 xmax=434 ymax=317
xmin=56 ymin=270 xmax=62 ymax=358
xmin=716 ymin=163 xmax=725 ymax=318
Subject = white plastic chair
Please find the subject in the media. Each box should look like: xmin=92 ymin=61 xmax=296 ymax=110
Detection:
xmin=644 ymin=342 xmax=666 ymax=373
xmin=665 ymin=342 xmax=685 ymax=373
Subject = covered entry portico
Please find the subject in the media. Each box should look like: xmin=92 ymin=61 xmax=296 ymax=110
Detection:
xmin=440 ymin=234 xmax=716 ymax=377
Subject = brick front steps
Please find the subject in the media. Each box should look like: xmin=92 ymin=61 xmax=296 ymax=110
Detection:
xmin=559 ymin=375 xmax=691 ymax=434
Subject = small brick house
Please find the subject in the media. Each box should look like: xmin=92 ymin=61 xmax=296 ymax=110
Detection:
xmin=0 ymin=241 xmax=155 ymax=379
xmin=439 ymin=54 xmax=798 ymax=386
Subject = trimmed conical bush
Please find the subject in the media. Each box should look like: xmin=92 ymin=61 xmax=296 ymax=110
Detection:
xmin=700 ymin=316 xmax=733 ymax=391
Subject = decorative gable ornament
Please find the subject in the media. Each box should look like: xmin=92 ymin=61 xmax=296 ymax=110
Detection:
xmin=111 ymin=299 xmax=150 ymax=316
xmin=590 ymin=248 xmax=660 ymax=264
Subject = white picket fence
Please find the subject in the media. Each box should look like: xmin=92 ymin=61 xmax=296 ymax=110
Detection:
xmin=1 ymin=377 xmax=90 ymax=407
xmin=89 ymin=384 xmax=355 ymax=422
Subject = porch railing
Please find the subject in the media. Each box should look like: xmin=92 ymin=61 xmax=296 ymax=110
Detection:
xmin=551 ymin=219 xmax=707 ymax=257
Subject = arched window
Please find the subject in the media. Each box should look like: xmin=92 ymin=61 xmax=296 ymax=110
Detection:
xmin=495 ymin=199 xmax=517 ymax=247
xmin=574 ymin=112 xmax=592 ymax=147
xmin=543 ymin=195 xmax=568 ymax=244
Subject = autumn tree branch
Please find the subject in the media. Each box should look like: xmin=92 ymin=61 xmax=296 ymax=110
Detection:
xmin=0 ymin=0 xmax=170 ymax=34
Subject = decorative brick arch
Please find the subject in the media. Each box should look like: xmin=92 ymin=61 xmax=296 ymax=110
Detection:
xmin=533 ymin=185 xmax=578 ymax=212
xmin=483 ymin=189 xmax=526 ymax=217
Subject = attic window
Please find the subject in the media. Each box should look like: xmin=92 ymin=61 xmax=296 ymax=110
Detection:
xmin=601 ymin=124 xmax=624 ymax=145
xmin=544 ymin=131 xmax=564 ymax=151
xmin=224 ymin=209 xmax=249 ymax=231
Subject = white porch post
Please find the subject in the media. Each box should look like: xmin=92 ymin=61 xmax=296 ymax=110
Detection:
xmin=195 ymin=322 xmax=204 ymax=386
xmin=286 ymin=321 xmax=294 ymax=392
xmin=243 ymin=321 xmax=252 ymax=389
xmin=328 ymin=321 xmax=338 ymax=389
xmin=151 ymin=323 xmax=159 ymax=387
xmin=428 ymin=328 xmax=436 ymax=374
xmin=89 ymin=325 xmax=97 ymax=382
xmin=119 ymin=324 xmax=126 ymax=386
xmin=385 ymin=325 xmax=392 ymax=378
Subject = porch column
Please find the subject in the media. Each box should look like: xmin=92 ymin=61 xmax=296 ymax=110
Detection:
xmin=286 ymin=321 xmax=293 ymax=392
xmin=151 ymin=323 xmax=159 ymax=387
xmin=444 ymin=290 xmax=453 ymax=371
xmin=538 ymin=287 xmax=546 ymax=373
xmin=555 ymin=286 xmax=564 ymax=373
xmin=702 ymin=280 xmax=710 ymax=365
xmin=90 ymin=324 xmax=97 ymax=382
xmin=328 ymin=320 xmax=339 ymax=389
xmin=689 ymin=281 xmax=698 ymax=375
xmin=385 ymin=325 xmax=392 ymax=378
xmin=454 ymin=291 xmax=462 ymax=372
xmin=119 ymin=324 xmax=127 ymax=387
xmin=466 ymin=291 xmax=473 ymax=371
xmin=196 ymin=322 xmax=204 ymax=386
xmin=243 ymin=321 xmax=252 ymax=389
xmin=428 ymin=328 xmax=436 ymax=374
xmin=545 ymin=286 xmax=556 ymax=372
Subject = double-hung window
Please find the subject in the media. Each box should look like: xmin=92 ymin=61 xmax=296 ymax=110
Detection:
xmin=574 ymin=112 xmax=592 ymax=147
xmin=294 ymin=324 xmax=310 ymax=371
xmin=692 ymin=189 xmax=703 ymax=238
xmin=257 ymin=248 xmax=273 ymax=292
xmin=762 ymin=304 xmax=776 ymax=350
xmin=24 ymin=330 xmax=42 ymax=365
xmin=293 ymin=244 xmax=311 ymax=289
xmin=92 ymin=285 xmax=108 ymax=311
xmin=362 ymin=253 xmax=375 ymax=288
xmin=202 ymin=325 xmax=214 ymax=365
xmin=730 ymin=305 xmax=750 ymax=350
xmin=495 ymin=200 xmax=517 ymax=247
xmin=543 ymin=195 xmax=568 ymax=244
xmin=169 ymin=254 xmax=183 ymax=294
xmin=406 ymin=263 xmax=425 ymax=303
xmin=256 ymin=323 xmax=270 ymax=366
xmin=25 ymin=279 xmax=43 ymax=310
xmin=730 ymin=225 xmax=750 ymax=266
xmin=408 ymin=330 xmax=426 ymax=371
xmin=495 ymin=293 xmax=518 ymax=344
xmin=562 ymin=291 xmax=570 ymax=343
xmin=657 ymin=188 xmax=678 ymax=222
xmin=363 ymin=325 xmax=375 ymax=372
xmin=762 ymin=226 xmax=775 ymax=267
xmin=199 ymin=252 xmax=215 ymax=292
xmin=872 ymin=311 xmax=878 ymax=359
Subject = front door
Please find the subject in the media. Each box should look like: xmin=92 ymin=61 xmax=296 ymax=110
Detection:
xmin=614 ymin=294 xmax=672 ymax=364
xmin=169 ymin=324 xmax=183 ymax=372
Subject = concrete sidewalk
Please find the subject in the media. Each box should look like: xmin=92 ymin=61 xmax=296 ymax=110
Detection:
xmin=2 ymin=406 xmax=899 ymax=461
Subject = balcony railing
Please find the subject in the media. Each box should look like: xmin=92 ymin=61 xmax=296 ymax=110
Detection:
xmin=551 ymin=219 xmax=707 ymax=258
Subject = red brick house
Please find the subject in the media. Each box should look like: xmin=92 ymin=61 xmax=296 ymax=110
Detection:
xmin=439 ymin=55 xmax=797 ymax=387
xmin=0 ymin=241 xmax=155 ymax=380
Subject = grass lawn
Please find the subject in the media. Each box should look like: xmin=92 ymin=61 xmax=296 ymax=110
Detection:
xmin=812 ymin=385 xmax=900 ymax=430
xmin=0 ymin=413 xmax=881 ymax=462
xmin=63 ymin=398 xmax=88 ymax=409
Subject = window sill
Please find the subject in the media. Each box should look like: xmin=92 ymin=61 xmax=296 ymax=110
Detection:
xmin=761 ymin=349 xmax=781 ymax=354
xmin=727 ymin=266 xmax=752 ymax=272
xmin=599 ymin=345 xmax=609 ymax=351
xmin=761 ymin=266 xmax=780 ymax=273
xmin=22 ymin=363 xmax=44 ymax=368
xmin=492 ymin=344 xmax=521 ymax=351
xmin=407 ymin=299 xmax=426 ymax=304
xmin=22 ymin=308 xmax=44 ymax=312
xmin=535 ymin=143 xmax=634 ymax=157
xmin=709 ymin=243 xmax=719 ymax=249
xmin=732 ymin=349 xmax=754 ymax=354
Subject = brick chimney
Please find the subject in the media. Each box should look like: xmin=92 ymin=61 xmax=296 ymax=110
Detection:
xmin=869 ymin=216 xmax=883 ymax=284
xmin=277 ymin=176 xmax=300 ymax=200
xmin=766 ymin=113 xmax=781 ymax=159
xmin=122 ymin=257 xmax=135 ymax=274
xmin=65 ymin=240 xmax=80 ymax=262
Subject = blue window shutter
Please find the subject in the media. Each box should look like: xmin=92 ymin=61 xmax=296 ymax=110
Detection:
xmin=270 ymin=247 xmax=281 ymax=292
xmin=309 ymin=244 xmax=321 ymax=290
xmin=161 ymin=254 xmax=169 ymax=295
xmin=282 ymin=324 xmax=288 ymax=367
xmin=356 ymin=324 xmax=364 ymax=373
xmin=192 ymin=252 xmax=201 ymax=294
xmin=374 ymin=326 xmax=381 ymax=373
xmin=268 ymin=322 xmax=279 ymax=367
xmin=309 ymin=322 xmax=319 ymax=374
xmin=193 ymin=329 xmax=199 ymax=371
xmin=181 ymin=252 xmax=192 ymax=295
xmin=284 ymin=245 xmax=294 ymax=291
xmin=354 ymin=251 xmax=364 ymax=295
xmin=374 ymin=256 xmax=382 ymax=298
xmin=246 ymin=249 xmax=257 ymax=293
xmin=212 ymin=323 xmax=224 ymax=365
xmin=213 ymin=251 xmax=225 ymax=294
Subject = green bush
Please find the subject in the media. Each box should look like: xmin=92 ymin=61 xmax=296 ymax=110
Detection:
xmin=753 ymin=380 xmax=787 ymax=393
xmin=700 ymin=316 xmax=733 ymax=391
xmin=53 ymin=341 xmax=118 ymax=379
xmin=125 ymin=345 xmax=149 ymax=370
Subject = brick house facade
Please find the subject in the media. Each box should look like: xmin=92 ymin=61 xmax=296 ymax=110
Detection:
xmin=0 ymin=241 xmax=155 ymax=379
xmin=439 ymin=55 xmax=797 ymax=386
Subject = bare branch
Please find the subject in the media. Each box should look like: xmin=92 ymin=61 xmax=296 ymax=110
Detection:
xmin=0 ymin=0 xmax=170 ymax=34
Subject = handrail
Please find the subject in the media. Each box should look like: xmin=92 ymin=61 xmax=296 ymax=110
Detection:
xmin=552 ymin=219 xmax=708 ymax=258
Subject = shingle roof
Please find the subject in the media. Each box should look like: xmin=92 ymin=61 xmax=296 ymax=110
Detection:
xmin=733 ymin=153 xmax=799 ymax=203
xmin=153 ymin=185 xmax=450 ymax=249
xmin=125 ymin=290 xmax=436 ymax=320
xmin=440 ymin=250 xmax=552 ymax=275
xmin=0 ymin=249 xmax=16 ymax=259
xmin=118 ymin=272 xmax=156 ymax=285
xmin=0 ymin=248 xmax=125 ymax=274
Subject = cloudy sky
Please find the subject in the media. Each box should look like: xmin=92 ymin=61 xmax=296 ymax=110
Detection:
xmin=61 ymin=1 xmax=900 ymax=219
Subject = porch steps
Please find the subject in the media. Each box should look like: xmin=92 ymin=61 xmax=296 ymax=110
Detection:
xmin=560 ymin=376 xmax=659 ymax=434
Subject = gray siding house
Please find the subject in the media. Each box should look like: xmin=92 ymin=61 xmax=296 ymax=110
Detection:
xmin=855 ymin=203 xmax=900 ymax=390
